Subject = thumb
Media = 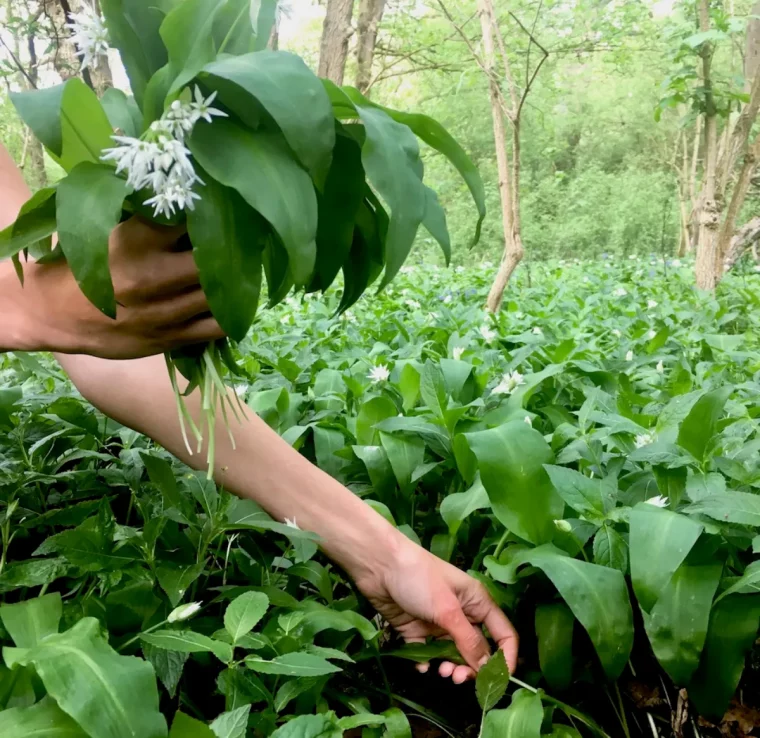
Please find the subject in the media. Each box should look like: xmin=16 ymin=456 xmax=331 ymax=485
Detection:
xmin=438 ymin=602 xmax=491 ymax=671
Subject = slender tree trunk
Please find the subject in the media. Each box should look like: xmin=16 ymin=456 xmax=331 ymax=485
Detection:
xmin=717 ymin=137 xmax=760 ymax=267
xmin=318 ymin=0 xmax=354 ymax=85
xmin=355 ymin=0 xmax=385 ymax=95
xmin=695 ymin=0 xmax=721 ymax=290
xmin=16 ymin=18 xmax=46 ymax=188
xmin=479 ymin=0 xmax=522 ymax=314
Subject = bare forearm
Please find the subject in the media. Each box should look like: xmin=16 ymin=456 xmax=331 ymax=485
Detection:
xmin=57 ymin=353 xmax=403 ymax=580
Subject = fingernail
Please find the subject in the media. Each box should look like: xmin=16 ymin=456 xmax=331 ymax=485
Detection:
xmin=478 ymin=655 xmax=489 ymax=669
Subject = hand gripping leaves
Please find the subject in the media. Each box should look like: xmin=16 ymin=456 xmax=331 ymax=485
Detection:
xmin=1 ymin=0 xmax=485 ymax=475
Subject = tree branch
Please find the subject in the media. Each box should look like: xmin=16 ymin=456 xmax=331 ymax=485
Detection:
xmin=0 ymin=35 xmax=37 ymax=88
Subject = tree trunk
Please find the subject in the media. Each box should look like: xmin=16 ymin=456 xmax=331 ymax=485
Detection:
xmin=723 ymin=216 xmax=760 ymax=271
xmin=318 ymin=0 xmax=354 ymax=85
xmin=355 ymin=0 xmax=385 ymax=95
xmin=717 ymin=137 xmax=760 ymax=267
xmin=479 ymin=0 xmax=522 ymax=314
xmin=695 ymin=0 xmax=721 ymax=290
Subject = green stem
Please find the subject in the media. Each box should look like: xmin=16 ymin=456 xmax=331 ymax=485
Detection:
xmin=494 ymin=530 xmax=510 ymax=559
xmin=119 ymin=618 xmax=168 ymax=652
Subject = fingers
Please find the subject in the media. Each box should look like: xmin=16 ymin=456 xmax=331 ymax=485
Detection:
xmin=437 ymin=600 xmax=491 ymax=672
xmin=118 ymin=251 xmax=201 ymax=303
xmin=119 ymin=216 xmax=187 ymax=253
xmin=170 ymin=316 xmax=226 ymax=346
xmin=484 ymin=605 xmax=520 ymax=675
xmin=438 ymin=661 xmax=475 ymax=684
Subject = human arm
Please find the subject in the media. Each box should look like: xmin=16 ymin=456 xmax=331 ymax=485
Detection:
xmin=57 ymin=352 xmax=519 ymax=682
xmin=0 ymin=142 xmax=223 ymax=357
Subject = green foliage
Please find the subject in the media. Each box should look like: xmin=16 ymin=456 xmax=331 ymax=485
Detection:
xmin=1 ymin=258 xmax=760 ymax=733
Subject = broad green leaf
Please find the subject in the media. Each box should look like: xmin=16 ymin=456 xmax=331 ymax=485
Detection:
xmin=685 ymin=491 xmax=760 ymax=527
xmin=0 ymin=187 xmax=56 ymax=261
xmin=716 ymin=560 xmax=760 ymax=602
xmin=535 ymin=602 xmax=574 ymax=691
xmin=629 ymin=504 xmax=703 ymax=612
xmin=0 ymin=697 xmax=88 ymax=737
xmin=187 ymin=173 xmax=264 ymax=341
xmin=466 ymin=421 xmax=563 ymax=545
xmin=202 ymin=51 xmax=335 ymax=176
xmin=398 ymin=363 xmax=421 ymax=411
xmin=101 ymin=88 xmax=143 ymax=138
xmin=314 ymin=426 xmax=348 ymax=479
xmin=592 ymin=525 xmax=628 ymax=574
xmin=382 ymin=708 xmax=412 ymax=738
xmin=0 ymin=593 xmax=61 ymax=648
xmin=337 ymin=714 xmax=386 ymax=730
xmin=481 ymin=691 xmax=542 ymax=738
xmin=440 ymin=476 xmax=489 ymax=536
xmin=643 ymin=555 xmax=722 ymax=686
xmin=161 ymin=0 xmax=225 ymax=96
xmin=13 ymin=617 xmax=166 ymax=738
xmin=380 ymin=432 xmax=425 ymax=492
xmin=224 ymin=592 xmax=269 ymax=644
xmin=475 ymin=649 xmax=510 ymax=711
xmin=270 ymin=714 xmax=340 ymax=738
xmin=274 ymin=677 xmax=321 ymax=713
xmin=351 ymin=103 xmax=427 ymax=288
xmin=341 ymin=86 xmax=485 ymax=246
xmin=313 ymin=369 xmax=346 ymax=413
xmin=59 ymin=78 xmax=115 ymax=172
xmin=686 ymin=471 xmax=726 ymax=502
xmin=140 ymin=453 xmax=182 ymax=509
xmin=313 ymin=131 xmax=365 ymax=290
xmin=156 ymin=563 xmax=205 ymax=608
xmin=688 ymin=595 xmax=760 ymax=719
xmin=378 ymin=641 xmax=464 ymax=664
xmin=210 ymin=705 xmax=250 ymax=738
xmin=353 ymin=445 xmax=396 ymax=499
xmin=56 ymin=162 xmax=130 ymax=317
xmin=526 ymin=545 xmax=633 ymax=680
xmin=140 ymin=630 xmax=233 ymax=663
xmin=300 ymin=604 xmax=377 ymax=641
xmin=420 ymin=360 xmax=448 ymax=419
xmin=143 ymin=643 xmax=188 ymax=699
xmin=100 ymin=0 xmax=174 ymax=107
xmin=190 ymin=120 xmax=317 ymax=286
xmin=250 ymin=0 xmax=277 ymax=50
xmin=170 ymin=712 xmax=216 ymax=738
xmin=245 ymin=652 xmax=342 ymax=676
xmin=677 ymin=386 xmax=732 ymax=461
xmin=544 ymin=465 xmax=607 ymax=520
xmin=422 ymin=186 xmax=451 ymax=263
xmin=11 ymin=85 xmax=66 ymax=157
xmin=356 ymin=396 xmax=397 ymax=446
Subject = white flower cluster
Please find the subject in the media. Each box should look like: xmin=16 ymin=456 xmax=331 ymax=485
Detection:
xmin=634 ymin=432 xmax=653 ymax=448
xmin=66 ymin=3 xmax=109 ymax=70
xmin=368 ymin=364 xmax=390 ymax=383
xmin=493 ymin=370 xmax=525 ymax=396
xmin=479 ymin=325 xmax=496 ymax=342
xmin=101 ymin=87 xmax=227 ymax=219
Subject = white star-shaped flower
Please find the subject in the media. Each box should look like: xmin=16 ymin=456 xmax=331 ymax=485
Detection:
xmin=368 ymin=365 xmax=390 ymax=383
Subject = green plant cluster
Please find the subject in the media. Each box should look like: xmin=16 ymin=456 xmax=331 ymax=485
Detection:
xmin=0 ymin=0 xmax=483 ymax=476
xmin=2 ymin=258 xmax=760 ymax=736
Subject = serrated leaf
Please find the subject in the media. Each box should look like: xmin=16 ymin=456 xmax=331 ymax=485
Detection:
xmin=224 ymin=592 xmax=269 ymax=644
xmin=476 ymin=649 xmax=510 ymax=711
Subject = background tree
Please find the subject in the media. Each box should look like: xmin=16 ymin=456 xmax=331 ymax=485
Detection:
xmin=318 ymin=0 xmax=354 ymax=83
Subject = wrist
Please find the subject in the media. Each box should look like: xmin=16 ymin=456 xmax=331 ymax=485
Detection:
xmin=323 ymin=505 xmax=409 ymax=585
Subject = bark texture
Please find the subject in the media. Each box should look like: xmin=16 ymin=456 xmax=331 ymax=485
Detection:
xmin=478 ymin=0 xmax=524 ymax=313
xmin=355 ymin=0 xmax=385 ymax=95
xmin=318 ymin=0 xmax=355 ymax=85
